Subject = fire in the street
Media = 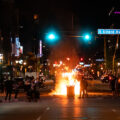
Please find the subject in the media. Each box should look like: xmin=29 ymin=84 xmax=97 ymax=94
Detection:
xmin=52 ymin=71 xmax=80 ymax=96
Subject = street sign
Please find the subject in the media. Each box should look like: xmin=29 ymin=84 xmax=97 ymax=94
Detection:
xmin=98 ymin=29 xmax=120 ymax=35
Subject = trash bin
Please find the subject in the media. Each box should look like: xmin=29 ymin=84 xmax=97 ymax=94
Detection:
xmin=67 ymin=86 xmax=75 ymax=97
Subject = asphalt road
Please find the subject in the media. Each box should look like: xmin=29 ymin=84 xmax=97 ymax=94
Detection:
xmin=0 ymin=95 xmax=120 ymax=120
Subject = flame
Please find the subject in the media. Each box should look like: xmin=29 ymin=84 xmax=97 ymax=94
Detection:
xmin=52 ymin=70 xmax=80 ymax=96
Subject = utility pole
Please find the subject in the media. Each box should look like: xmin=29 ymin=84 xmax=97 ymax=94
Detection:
xmin=104 ymin=36 xmax=107 ymax=70
xmin=113 ymin=35 xmax=119 ymax=74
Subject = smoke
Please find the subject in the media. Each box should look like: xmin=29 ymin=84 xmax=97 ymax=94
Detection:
xmin=49 ymin=39 xmax=79 ymax=94
xmin=49 ymin=38 xmax=79 ymax=69
xmin=49 ymin=38 xmax=80 ymax=95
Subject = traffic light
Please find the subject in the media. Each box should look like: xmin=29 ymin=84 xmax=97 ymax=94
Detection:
xmin=84 ymin=34 xmax=91 ymax=41
xmin=45 ymin=30 xmax=59 ymax=45
xmin=85 ymin=35 xmax=90 ymax=40
xmin=48 ymin=34 xmax=55 ymax=40
xmin=80 ymin=57 xmax=84 ymax=61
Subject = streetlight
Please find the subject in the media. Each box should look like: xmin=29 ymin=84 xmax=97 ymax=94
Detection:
xmin=23 ymin=62 xmax=27 ymax=66
xmin=15 ymin=60 xmax=19 ymax=64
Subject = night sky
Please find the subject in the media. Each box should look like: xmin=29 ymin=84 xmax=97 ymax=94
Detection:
xmin=0 ymin=0 xmax=120 ymax=57
xmin=15 ymin=0 xmax=116 ymax=29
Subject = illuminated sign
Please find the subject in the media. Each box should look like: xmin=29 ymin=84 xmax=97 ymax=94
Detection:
xmin=98 ymin=29 xmax=120 ymax=35
xmin=84 ymin=64 xmax=90 ymax=67
xmin=15 ymin=37 xmax=20 ymax=56
xmin=96 ymin=58 xmax=104 ymax=62
xmin=19 ymin=46 xmax=23 ymax=54
xmin=40 ymin=40 xmax=42 ymax=57
xmin=79 ymin=62 xmax=84 ymax=65
xmin=114 ymin=11 xmax=120 ymax=14
xmin=37 ymin=40 xmax=43 ymax=57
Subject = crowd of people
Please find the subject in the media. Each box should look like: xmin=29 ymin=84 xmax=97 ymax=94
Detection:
xmin=0 ymin=73 xmax=120 ymax=102
xmin=0 ymin=75 xmax=46 ymax=102
xmin=77 ymin=73 xmax=120 ymax=98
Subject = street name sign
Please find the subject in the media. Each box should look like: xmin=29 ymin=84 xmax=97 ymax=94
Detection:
xmin=98 ymin=29 xmax=120 ymax=35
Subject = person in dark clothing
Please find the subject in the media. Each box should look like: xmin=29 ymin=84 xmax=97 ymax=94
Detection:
xmin=115 ymin=77 xmax=120 ymax=96
xmin=84 ymin=78 xmax=88 ymax=97
xmin=80 ymin=77 xmax=88 ymax=98
xmin=0 ymin=82 xmax=4 ymax=93
xmin=109 ymin=75 xmax=117 ymax=96
xmin=25 ymin=80 xmax=31 ymax=101
xmin=5 ymin=77 xmax=13 ymax=101
xmin=30 ymin=80 xmax=40 ymax=102
xmin=13 ymin=81 xmax=20 ymax=99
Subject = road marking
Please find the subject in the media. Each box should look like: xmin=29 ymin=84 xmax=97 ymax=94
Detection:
xmin=36 ymin=107 xmax=50 ymax=120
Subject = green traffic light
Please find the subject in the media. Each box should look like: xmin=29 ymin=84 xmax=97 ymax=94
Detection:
xmin=85 ymin=35 xmax=90 ymax=40
xmin=45 ymin=30 xmax=60 ymax=45
xmin=84 ymin=34 xmax=91 ymax=41
xmin=48 ymin=34 xmax=55 ymax=40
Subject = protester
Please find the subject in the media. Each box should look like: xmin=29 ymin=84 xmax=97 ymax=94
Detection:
xmin=31 ymin=80 xmax=40 ymax=102
xmin=4 ymin=76 xmax=13 ymax=102
xmin=39 ymin=76 xmax=45 ymax=88
xmin=115 ymin=77 xmax=120 ymax=97
xmin=109 ymin=74 xmax=117 ymax=96
xmin=25 ymin=79 xmax=40 ymax=102
xmin=79 ymin=76 xmax=88 ymax=98
xmin=13 ymin=81 xmax=20 ymax=100
xmin=25 ymin=80 xmax=31 ymax=101
xmin=0 ymin=81 xmax=4 ymax=93
xmin=84 ymin=78 xmax=88 ymax=97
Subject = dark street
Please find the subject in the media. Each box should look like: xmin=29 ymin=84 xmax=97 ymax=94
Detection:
xmin=1 ymin=0 xmax=120 ymax=120
xmin=0 ymin=96 xmax=120 ymax=120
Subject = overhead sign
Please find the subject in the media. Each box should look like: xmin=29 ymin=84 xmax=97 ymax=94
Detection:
xmin=96 ymin=58 xmax=104 ymax=62
xmin=15 ymin=37 xmax=20 ymax=56
xmin=79 ymin=62 xmax=84 ymax=65
xmin=98 ymin=29 xmax=120 ymax=35
xmin=84 ymin=64 xmax=91 ymax=67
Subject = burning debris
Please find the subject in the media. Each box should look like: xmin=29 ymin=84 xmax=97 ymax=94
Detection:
xmin=52 ymin=70 xmax=80 ymax=96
